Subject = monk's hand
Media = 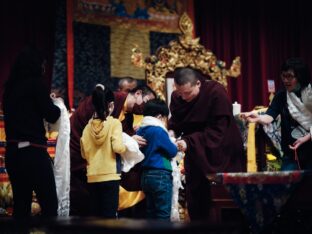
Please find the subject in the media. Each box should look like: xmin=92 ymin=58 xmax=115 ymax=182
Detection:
xmin=289 ymin=134 xmax=311 ymax=150
xmin=132 ymin=135 xmax=147 ymax=147
xmin=177 ymin=140 xmax=187 ymax=152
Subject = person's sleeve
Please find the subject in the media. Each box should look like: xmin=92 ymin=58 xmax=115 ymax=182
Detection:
xmin=80 ymin=127 xmax=88 ymax=159
xmin=265 ymin=91 xmax=284 ymax=120
xmin=156 ymin=128 xmax=178 ymax=158
xmin=80 ymin=138 xmax=86 ymax=159
xmin=111 ymin=120 xmax=127 ymax=154
xmin=185 ymin=117 xmax=230 ymax=149
xmin=34 ymin=81 xmax=60 ymax=123
xmin=168 ymin=92 xmax=181 ymax=135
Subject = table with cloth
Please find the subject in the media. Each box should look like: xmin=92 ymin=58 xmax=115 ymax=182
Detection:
xmin=208 ymin=171 xmax=312 ymax=233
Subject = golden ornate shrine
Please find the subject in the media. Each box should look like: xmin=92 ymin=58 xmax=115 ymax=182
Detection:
xmin=131 ymin=13 xmax=241 ymax=100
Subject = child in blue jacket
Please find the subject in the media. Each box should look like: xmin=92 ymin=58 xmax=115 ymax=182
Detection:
xmin=137 ymin=99 xmax=178 ymax=220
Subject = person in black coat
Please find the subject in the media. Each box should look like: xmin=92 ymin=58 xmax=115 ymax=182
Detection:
xmin=3 ymin=46 xmax=61 ymax=218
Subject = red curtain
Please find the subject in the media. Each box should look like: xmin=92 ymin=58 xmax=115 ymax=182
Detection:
xmin=194 ymin=0 xmax=312 ymax=111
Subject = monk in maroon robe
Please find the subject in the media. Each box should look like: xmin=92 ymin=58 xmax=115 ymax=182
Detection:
xmin=169 ymin=67 xmax=246 ymax=221
xmin=70 ymin=85 xmax=155 ymax=216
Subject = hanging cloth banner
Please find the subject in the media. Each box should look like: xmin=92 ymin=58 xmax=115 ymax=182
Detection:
xmin=74 ymin=0 xmax=189 ymax=33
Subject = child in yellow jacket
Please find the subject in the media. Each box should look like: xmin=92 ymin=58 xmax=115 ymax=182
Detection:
xmin=81 ymin=84 xmax=126 ymax=218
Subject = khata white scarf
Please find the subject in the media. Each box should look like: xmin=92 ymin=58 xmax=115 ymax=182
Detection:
xmin=140 ymin=116 xmax=167 ymax=132
xmin=287 ymin=84 xmax=312 ymax=139
xmin=50 ymin=98 xmax=71 ymax=216
xmin=120 ymin=133 xmax=144 ymax=173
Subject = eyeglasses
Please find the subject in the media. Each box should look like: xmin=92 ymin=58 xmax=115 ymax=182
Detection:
xmin=281 ymin=73 xmax=296 ymax=81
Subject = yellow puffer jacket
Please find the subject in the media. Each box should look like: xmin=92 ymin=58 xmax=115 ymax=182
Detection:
xmin=81 ymin=116 xmax=126 ymax=183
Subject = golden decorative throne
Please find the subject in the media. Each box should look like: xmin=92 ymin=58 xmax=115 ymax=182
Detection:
xmin=131 ymin=13 xmax=241 ymax=100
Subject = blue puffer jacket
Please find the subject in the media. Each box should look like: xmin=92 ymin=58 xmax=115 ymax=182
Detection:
xmin=137 ymin=125 xmax=177 ymax=171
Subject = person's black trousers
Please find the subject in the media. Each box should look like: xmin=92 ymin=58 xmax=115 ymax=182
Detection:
xmin=88 ymin=180 xmax=119 ymax=218
xmin=5 ymin=144 xmax=58 ymax=218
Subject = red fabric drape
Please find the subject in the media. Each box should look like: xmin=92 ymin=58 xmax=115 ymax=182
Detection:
xmin=194 ymin=0 xmax=312 ymax=111
xmin=66 ymin=0 xmax=74 ymax=110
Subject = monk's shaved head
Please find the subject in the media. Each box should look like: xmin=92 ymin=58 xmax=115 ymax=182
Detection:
xmin=174 ymin=67 xmax=201 ymax=86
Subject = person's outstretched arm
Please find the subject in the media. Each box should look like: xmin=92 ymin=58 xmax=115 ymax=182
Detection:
xmin=241 ymin=111 xmax=274 ymax=125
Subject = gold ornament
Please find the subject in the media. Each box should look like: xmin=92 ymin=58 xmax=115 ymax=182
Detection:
xmin=131 ymin=13 xmax=241 ymax=100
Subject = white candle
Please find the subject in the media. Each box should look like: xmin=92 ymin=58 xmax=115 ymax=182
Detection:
xmin=232 ymin=101 xmax=241 ymax=116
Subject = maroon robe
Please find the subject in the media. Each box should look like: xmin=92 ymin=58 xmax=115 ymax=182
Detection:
xmin=169 ymin=80 xmax=246 ymax=220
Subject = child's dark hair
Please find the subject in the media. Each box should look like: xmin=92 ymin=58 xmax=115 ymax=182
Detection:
xmin=92 ymin=85 xmax=114 ymax=121
xmin=143 ymin=99 xmax=169 ymax=117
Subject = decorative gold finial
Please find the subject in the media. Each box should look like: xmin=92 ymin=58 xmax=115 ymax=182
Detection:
xmin=131 ymin=13 xmax=241 ymax=100
xmin=179 ymin=13 xmax=193 ymax=39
